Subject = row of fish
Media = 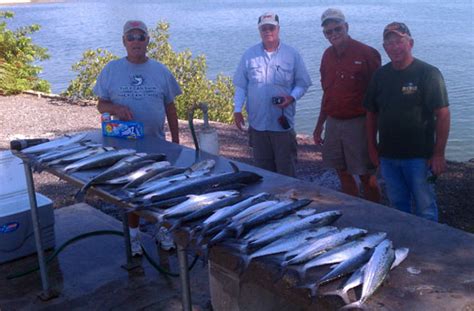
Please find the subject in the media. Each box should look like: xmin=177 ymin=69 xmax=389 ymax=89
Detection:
xmin=134 ymin=187 xmax=408 ymax=308
xmin=19 ymin=134 xmax=409 ymax=308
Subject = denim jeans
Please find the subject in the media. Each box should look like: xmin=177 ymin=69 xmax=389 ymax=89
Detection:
xmin=380 ymin=157 xmax=438 ymax=222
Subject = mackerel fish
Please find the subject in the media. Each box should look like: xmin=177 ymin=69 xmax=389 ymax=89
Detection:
xmin=323 ymin=247 xmax=409 ymax=304
xmin=342 ymin=239 xmax=395 ymax=309
xmin=294 ymin=232 xmax=387 ymax=280
xmin=249 ymin=210 xmax=342 ymax=247
xmin=22 ymin=132 xmax=88 ymax=154
xmin=282 ymin=227 xmax=367 ymax=267
xmin=64 ymin=149 xmax=136 ymax=172
xmin=240 ymin=227 xmax=339 ymax=270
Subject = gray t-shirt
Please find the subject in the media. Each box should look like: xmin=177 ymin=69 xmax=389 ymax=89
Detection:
xmin=94 ymin=57 xmax=182 ymax=139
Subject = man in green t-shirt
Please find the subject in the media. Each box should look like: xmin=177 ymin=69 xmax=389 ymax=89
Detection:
xmin=364 ymin=22 xmax=450 ymax=222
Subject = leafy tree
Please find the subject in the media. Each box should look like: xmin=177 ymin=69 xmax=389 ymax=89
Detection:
xmin=64 ymin=21 xmax=235 ymax=123
xmin=0 ymin=11 xmax=50 ymax=95
xmin=63 ymin=48 xmax=118 ymax=99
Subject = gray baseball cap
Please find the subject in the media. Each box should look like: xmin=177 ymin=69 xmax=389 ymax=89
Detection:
xmin=321 ymin=8 xmax=345 ymax=26
xmin=123 ymin=20 xmax=148 ymax=35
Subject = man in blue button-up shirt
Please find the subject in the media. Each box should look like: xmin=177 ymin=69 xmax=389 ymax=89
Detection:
xmin=233 ymin=12 xmax=312 ymax=177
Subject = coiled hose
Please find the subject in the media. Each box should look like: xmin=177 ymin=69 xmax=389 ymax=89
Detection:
xmin=6 ymin=230 xmax=199 ymax=280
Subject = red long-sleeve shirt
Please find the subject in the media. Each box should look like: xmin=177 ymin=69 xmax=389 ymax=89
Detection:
xmin=320 ymin=37 xmax=381 ymax=119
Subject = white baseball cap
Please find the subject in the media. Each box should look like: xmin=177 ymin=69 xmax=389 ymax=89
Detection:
xmin=258 ymin=12 xmax=279 ymax=28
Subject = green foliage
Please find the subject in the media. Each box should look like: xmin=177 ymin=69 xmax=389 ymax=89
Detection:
xmin=0 ymin=11 xmax=50 ymax=95
xmin=64 ymin=21 xmax=235 ymax=123
xmin=62 ymin=48 xmax=118 ymax=99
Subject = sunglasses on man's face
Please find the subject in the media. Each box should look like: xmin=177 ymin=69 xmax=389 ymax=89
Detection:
xmin=125 ymin=34 xmax=147 ymax=42
xmin=323 ymin=25 xmax=344 ymax=37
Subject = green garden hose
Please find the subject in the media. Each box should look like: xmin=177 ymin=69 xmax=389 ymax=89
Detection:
xmin=6 ymin=230 xmax=199 ymax=280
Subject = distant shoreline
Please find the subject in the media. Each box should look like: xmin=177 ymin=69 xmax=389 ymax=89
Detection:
xmin=0 ymin=0 xmax=62 ymax=5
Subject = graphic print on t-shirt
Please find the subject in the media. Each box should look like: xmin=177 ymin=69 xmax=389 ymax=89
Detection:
xmin=118 ymin=74 xmax=159 ymax=100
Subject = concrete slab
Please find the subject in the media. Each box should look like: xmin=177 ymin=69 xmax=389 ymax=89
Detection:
xmin=0 ymin=203 xmax=210 ymax=310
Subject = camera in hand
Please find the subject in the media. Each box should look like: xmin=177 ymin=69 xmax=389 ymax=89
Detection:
xmin=272 ymin=96 xmax=285 ymax=105
xmin=278 ymin=115 xmax=291 ymax=130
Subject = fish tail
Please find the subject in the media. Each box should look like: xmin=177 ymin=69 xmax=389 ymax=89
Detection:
xmin=189 ymin=225 xmax=202 ymax=239
xmin=272 ymin=266 xmax=287 ymax=283
xmin=322 ymin=289 xmax=351 ymax=305
xmin=74 ymin=183 xmax=90 ymax=202
xmin=296 ymin=282 xmax=320 ymax=298
xmin=234 ymin=224 xmax=245 ymax=238
xmin=239 ymin=254 xmax=252 ymax=273
xmin=169 ymin=219 xmax=182 ymax=231
xmin=200 ymin=244 xmax=209 ymax=263
xmin=294 ymin=265 xmax=307 ymax=281
xmin=340 ymin=300 xmax=363 ymax=310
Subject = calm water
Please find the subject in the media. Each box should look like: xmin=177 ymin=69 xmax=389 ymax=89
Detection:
xmin=4 ymin=0 xmax=474 ymax=161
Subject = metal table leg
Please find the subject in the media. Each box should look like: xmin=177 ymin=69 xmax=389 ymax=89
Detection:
xmin=120 ymin=210 xmax=140 ymax=270
xmin=177 ymin=244 xmax=192 ymax=311
xmin=23 ymin=161 xmax=56 ymax=300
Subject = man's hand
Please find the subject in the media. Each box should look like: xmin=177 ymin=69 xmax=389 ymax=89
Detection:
xmin=113 ymin=105 xmax=133 ymax=121
xmin=234 ymin=112 xmax=246 ymax=131
xmin=429 ymin=154 xmax=447 ymax=176
xmin=313 ymin=125 xmax=324 ymax=145
xmin=276 ymin=95 xmax=295 ymax=109
xmin=368 ymin=144 xmax=380 ymax=167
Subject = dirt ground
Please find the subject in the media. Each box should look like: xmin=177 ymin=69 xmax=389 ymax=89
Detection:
xmin=1 ymin=93 xmax=473 ymax=234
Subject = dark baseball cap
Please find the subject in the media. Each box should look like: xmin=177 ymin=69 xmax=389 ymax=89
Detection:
xmin=383 ymin=22 xmax=411 ymax=39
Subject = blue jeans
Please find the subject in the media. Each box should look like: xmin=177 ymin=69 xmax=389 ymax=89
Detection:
xmin=380 ymin=157 xmax=438 ymax=222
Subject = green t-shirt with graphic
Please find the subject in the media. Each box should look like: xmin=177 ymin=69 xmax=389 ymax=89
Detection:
xmin=364 ymin=58 xmax=449 ymax=158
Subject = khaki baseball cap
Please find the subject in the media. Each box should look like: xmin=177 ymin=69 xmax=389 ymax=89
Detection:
xmin=321 ymin=8 xmax=345 ymax=26
xmin=258 ymin=12 xmax=279 ymax=28
xmin=123 ymin=20 xmax=148 ymax=35
xmin=383 ymin=22 xmax=411 ymax=39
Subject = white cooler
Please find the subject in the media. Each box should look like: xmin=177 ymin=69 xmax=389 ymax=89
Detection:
xmin=0 ymin=150 xmax=55 ymax=264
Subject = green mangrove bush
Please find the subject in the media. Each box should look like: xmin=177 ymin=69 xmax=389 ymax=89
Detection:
xmin=0 ymin=11 xmax=50 ymax=95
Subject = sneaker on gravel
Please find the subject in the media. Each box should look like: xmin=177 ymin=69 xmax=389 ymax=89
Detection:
xmin=156 ymin=227 xmax=176 ymax=251
xmin=131 ymin=234 xmax=143 ymax=257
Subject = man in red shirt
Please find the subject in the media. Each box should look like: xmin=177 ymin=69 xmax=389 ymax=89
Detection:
xmin=313 ymin=8 xmax=381 ymax=202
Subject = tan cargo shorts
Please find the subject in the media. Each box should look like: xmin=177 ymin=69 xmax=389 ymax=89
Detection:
xmin=322 ymin=116 xmax=375 ymax=175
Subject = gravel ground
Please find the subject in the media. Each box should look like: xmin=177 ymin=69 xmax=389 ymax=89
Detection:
xmin=1 ymin=93 xmax=473 ymax=233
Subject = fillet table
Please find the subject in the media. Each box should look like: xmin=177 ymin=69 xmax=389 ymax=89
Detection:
xmin=18 ymin=130 xmax=474 ymax=310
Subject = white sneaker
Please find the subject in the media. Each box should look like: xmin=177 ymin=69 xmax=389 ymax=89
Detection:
xmin=156 ymin=227 xmax=176 ymax=251
xmin=130 ymin=234 xmax=143 ymax=257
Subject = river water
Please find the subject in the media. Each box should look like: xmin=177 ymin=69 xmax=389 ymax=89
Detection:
xmin=3 ymin=0 xmax=474 ymax=161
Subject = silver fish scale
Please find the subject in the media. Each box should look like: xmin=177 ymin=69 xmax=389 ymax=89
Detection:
xmin=303 ymin=232 xmax=387 ymax=269
xmin=250 ymin=227 xmax=339 ymax=260
xmin=359 ymin=239 xmax=396 ymax=304
xmin=323 ymin=247 xmax=409 ymax=304
xmin=64 ymin=148 xmax=135 ymax=172
xmin=242 ymin=214 xmax=301 ymax=241
xmin=250 ymin=210 xmax=342 ymax=246
xmin=106 ymin=161 xmax=170 ymax=184
xmin=137 ymin=169 xmax=210 ymax=197
xmin=22 ymin=132 xmax=88 ymax=154
xmin=162 ymin=191 xmax=239 ymax=219
xmin=286 ymin=227 xmax=367 ymax=265
xmin=48 ymin=146 xmax=106 ymax=165
xmin=203 ymin=193 xmax=271 ymax=227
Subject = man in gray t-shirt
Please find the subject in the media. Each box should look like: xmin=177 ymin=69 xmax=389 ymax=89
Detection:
xmin=93 ymin=20 xmax=182 ymax=255
xmin=94 ymin=20 xmax=182 ymax=141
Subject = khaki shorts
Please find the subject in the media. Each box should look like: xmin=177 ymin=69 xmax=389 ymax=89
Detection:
xmin=322 ymin=116 xmax=374 ymax=175
xmin=248 ymin=127 xmax=297 ymax=177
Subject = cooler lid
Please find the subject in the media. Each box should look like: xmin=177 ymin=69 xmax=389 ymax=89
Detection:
xmin=0 ymin=150 xmax=28 ymax=198
xmin=0 ymin=193 xmax=52 ymax=217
